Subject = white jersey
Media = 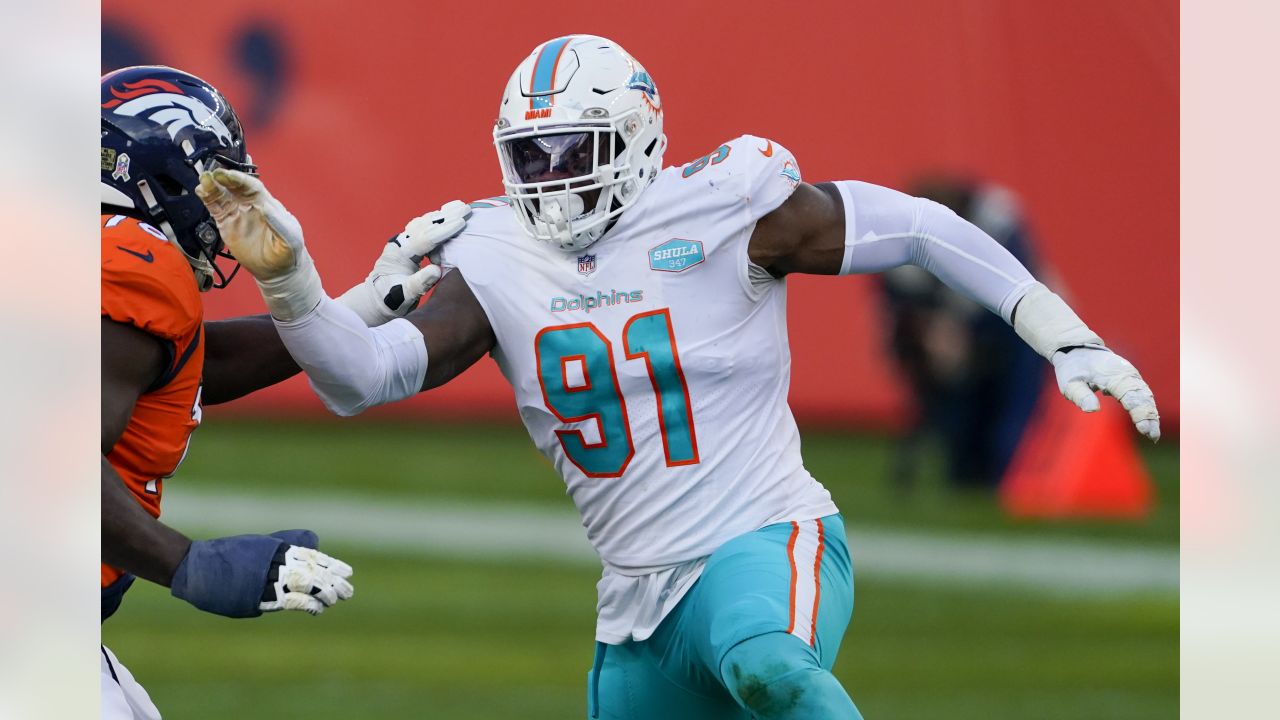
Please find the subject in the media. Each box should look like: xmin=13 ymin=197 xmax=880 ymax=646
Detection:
xmin=437 ymin=135 xmax=838 ymax=642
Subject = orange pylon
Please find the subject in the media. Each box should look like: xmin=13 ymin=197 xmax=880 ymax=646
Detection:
xmin=1000 ymin=385 xmax=1154 ymax=519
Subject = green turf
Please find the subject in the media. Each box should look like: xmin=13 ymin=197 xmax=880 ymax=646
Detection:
xmin=184 ymin=417 xmax=1179 ymax=545
xmin=105 ymin=550 xmax=1177 ymax=720
xmin=111 ymin=419 xmax=1177 ymax=717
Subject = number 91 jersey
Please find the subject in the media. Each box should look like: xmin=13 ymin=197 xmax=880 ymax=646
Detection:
xmin=437 ymin=135 xmax=836 ymax=573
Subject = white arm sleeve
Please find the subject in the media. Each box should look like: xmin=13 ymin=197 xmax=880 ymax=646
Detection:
xmin=273 ymin=296 xmax=428 ymax=417
xmin=834 ymin=180 xmax=1036 ymax=322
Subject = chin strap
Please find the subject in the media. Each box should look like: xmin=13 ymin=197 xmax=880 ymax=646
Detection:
xmin=135 ymin=178 xmax=217 ymax=292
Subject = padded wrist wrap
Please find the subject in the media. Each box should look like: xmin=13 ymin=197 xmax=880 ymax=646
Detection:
xmin=1011 ymin=282 xmax=1104 ymax=359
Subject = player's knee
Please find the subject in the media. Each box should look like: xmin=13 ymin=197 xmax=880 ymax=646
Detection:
xmin=720 ymin=632 xmax=860 ymax=719
xmin=720 ymin=633 xmax=819 ymax=715
xmin=726 ymin=661 xmax=816 ymax=718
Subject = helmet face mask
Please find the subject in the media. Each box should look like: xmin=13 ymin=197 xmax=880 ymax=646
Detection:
xmin=494 ymin=36 xmax=666 ymax=252
xmin=497 ymin=124 xmax=633 ymax=247
xmin=100 ymin=66 xmax=254 ymax=291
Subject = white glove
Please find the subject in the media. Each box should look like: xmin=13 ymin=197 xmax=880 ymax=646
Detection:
xmin=196 ymin=169 xmax=324 ymax=321
xmin=335 ymin=200 xmax=472 ymax=326
xmin=1051 ymin=346 xmax=1161 ymax=441
xmin=259 ymin=545 xmax=355 ymax=616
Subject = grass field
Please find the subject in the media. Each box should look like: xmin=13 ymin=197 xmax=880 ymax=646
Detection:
xmin=103 ymin=420 xmax=1179 ymax=719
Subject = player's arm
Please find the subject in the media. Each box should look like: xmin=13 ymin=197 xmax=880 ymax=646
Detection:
xmin=202 ymin=314 xmax=300 ymax=405
xmin=203 ymin=275 xmax=495 ymax=410
xmin=412 ymin=268 xmax=497 ymax=390
xmin=200 ymin=202 xmax=473 ymax=404
xmin=749 ymin=178 xmax=1160 ymax=440
xmin=101 ymin=317 xmax=191 ymax=583
xmin=195 ymin=168 xmax=492 ymax=415
xmin=262 ymin=263 xmax=495 ymax=415
xmin=102 ymin=316 xmax=354 ymax=616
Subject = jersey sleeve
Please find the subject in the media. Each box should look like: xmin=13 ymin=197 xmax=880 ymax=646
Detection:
xmin=674 ymin=135 xmax=803 ymax=297
xmin=101 ymin=218 xmax=202 ymax=342
xmin=715 ymin=134 xmax=803 ymax=223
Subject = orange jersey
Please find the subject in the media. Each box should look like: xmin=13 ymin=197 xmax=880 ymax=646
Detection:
xmin=101 ymin=214 xmax=205 ymax=588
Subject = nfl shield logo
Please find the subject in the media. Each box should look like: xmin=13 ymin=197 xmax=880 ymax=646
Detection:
xmin=577 ymin=253 xmax=597 ymax=277
xmin=112 ymin=152 xmax=131 ymax=182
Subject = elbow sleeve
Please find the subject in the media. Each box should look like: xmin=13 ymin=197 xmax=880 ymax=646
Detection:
xmin=273 ymin=296 xmax=427 ymax=416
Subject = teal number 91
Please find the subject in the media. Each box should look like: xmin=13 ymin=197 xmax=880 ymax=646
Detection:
xmin=535 ymin=309 xmax=700 ymax=478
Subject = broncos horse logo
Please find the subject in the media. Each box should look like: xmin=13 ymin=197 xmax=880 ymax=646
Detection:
xmin=102 ymin=78 xmax=233 ymax=146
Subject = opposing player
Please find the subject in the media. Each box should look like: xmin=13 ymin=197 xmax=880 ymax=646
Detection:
xmin=100 ymin=65 xmax=465 ymax=719
xmin=199 ymin=36 xmax=1160 ymax=719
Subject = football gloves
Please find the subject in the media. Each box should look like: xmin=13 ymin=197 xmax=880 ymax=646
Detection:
xmin=335 ymin=201 xmax=472 ymax=325
xmin=171 ymin=529 xmax=354 ymax=619
xmin=1051 ymin=346 xmax=1161 ymax=441
xmin=259 ymin=542 xmax=355 ymax=615
xmin=197 ymin=169 xmax=322 ymax=321
xmin=1012 ymin=282 xmax=1161 ymax=442
xmin=198 ymin=169 xmax=470 ymax=325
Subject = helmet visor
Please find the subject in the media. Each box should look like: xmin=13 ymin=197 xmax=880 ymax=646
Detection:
xmin=500 ymin=132 xmax=598 ymax=185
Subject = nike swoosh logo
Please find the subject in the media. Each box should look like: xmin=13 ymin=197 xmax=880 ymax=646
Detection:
xmin=116 ymin=246 xmax=154 ymax=263
xmin=759 ymin=140 xmax=773 ymax=157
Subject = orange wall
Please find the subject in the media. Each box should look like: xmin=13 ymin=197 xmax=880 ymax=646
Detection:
xmin=103 ymin=0 xmax=1179 ymax=427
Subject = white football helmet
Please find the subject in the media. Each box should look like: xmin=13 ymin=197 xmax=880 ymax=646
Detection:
xmin=494 ymin=35 xmax=667 ymax=251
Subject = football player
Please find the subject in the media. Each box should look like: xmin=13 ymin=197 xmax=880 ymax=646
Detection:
xmin=100 ymin=65 xmax=466 ymax=719
xmin=199 ymin=36 xmax=1160 ymax=720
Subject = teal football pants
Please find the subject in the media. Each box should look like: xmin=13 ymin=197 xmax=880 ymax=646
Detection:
xmin=586 ymin=514 xmax=863 ymax=719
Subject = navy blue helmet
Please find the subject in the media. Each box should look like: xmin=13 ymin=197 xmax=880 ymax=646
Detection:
xmin=101 ymin=66 xmax=256 ymax=290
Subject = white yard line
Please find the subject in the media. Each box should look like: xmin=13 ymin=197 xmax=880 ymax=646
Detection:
xmin=163 ymin=485 xmax=1178 ymax=596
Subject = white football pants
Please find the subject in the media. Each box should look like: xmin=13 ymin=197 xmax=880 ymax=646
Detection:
xmin=101 ymin=646 xmax=161 ymax=720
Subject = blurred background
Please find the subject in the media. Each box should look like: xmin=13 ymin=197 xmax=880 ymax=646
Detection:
xmin=100 ymin=1 xmax=1178 ymax=718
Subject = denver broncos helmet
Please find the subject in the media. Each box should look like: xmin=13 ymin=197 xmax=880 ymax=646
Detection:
xmin=101 ymin=66 xmax=256 ymax=291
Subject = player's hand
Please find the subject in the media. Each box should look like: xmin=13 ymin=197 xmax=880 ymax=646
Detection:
xmin=396 ymin=200 xmax=472 ymax=265
xmin=170 ymin=529 xmax=354 ymax=618
xmin=196 ymin=169 xmax=305 ymax=281
xmin=258 ymin=543 xmax=355 ymax=616
xmin=336 ymin=201 xmax=471 ymax=325
xmin=197 ymin=169 xmax=323 ymax=321
xmin=1051 ymin=347 xmax=1161 ymax=441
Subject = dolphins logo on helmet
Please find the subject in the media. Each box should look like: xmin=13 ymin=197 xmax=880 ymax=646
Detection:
xmin=624 ymin=71 xmax=660 ymax=112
